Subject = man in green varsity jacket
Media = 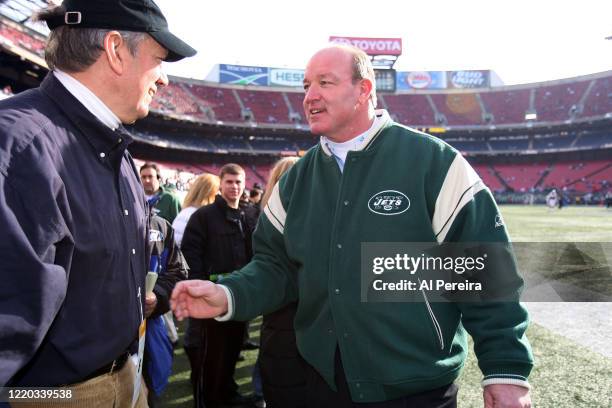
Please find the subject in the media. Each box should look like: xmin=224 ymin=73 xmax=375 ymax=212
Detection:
xmin=140 ymin=162 xmax=182 ymax=224
xmin=171 ymin=45 xmax=533 ymax=408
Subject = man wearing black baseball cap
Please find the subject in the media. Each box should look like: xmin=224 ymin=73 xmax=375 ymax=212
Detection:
xmin=43 ymin=0 xmax=196 ymax=62
xmin=0 ymin=0 xmax=195 ymax=406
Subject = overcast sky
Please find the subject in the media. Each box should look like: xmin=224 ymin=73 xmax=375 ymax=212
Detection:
xmin=156 ymin=0 xmax=612 ymax=85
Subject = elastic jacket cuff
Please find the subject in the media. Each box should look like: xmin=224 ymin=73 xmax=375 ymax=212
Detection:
xmin=214 ymin=285 xmax=234 ymax=321
xmin=482 ymin=376 xmax=531 ymax=390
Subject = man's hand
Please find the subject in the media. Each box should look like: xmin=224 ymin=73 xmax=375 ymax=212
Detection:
xmin=170 ymin=280 xmax=229 ymax=320
xmin=144 ymin=292 xmax=157 ymax=318
xmin=484 ymin=384 xmax=531 ymax=408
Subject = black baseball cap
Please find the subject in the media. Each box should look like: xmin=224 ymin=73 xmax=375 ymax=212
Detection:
xmin=43 ymin=0 xmax=196 ymax=62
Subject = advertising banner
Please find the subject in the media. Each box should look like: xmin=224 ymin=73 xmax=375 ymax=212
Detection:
xmin=396 ymin=71 xmax=447 ymax=90
xmin=219 ymin=64 xmax=269 ymax=86
xmin=329 ymin=36 xmax=402 ymax=56
xmin=269 ymin=68 xmax=304 ymax=87
xmin=447 ymin=70 xmax=490 ymax=89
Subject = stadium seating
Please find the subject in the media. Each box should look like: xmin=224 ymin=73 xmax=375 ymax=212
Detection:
xmin=430 ymin=93 xmax=483 ymax=126
xmin=383 ymin=94 xmax=435 ymax=126
xmin=542 ymin=160 xmax=611 ymax=192
xmin=285 ymin=91 xmax=307 ymax=124
xmin=488 ymin=137 xmax=530 ymax=151
xmin=534 ymin=81 xmax=590 ymax=122
xmin=0 ymin=21 xmax=45 ymax=56
xmin=141 ymin=70 xmax=612 ymax=128
xmin=247 ymin=136 xmax=297 ymax=152
xmin=581 ymin=76 xmax=612 ymax=118
xmin=236 ymin=89 xmax=290 ymax=124
xmin=532 ymin=134 xmax=575 ymax=150
xmin=493 ymin=163 xmax=549 ymax=192
xmin=186 ymin=83 xmax=243 ymax=123
xmin=295 ymin=137 xmax=317 ymax=151
xmin=472 ymin=164 xmax=504 ymax=192
xmin=152 ymin=83 xmax=203 ymax=117
xmin=574 ymin=132 xmax=612 ymax=149
xmin=443 ymin=138 xmax=489 ymax=152
xmin=480 ymin=88 xmax=531 ymax=125
xmin=209 ymin=134 xmax=250 ymax=151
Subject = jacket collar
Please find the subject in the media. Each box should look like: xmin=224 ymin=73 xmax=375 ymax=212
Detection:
xmin=53 ymin=69 xmax=121 ymax=130
xmin=40 ymin=72 xmax=133 ymax=167
xmin=214 ymin=194 xmax=239 ymax=213
xmin=319 ymin=109 xmax=392 ymax=157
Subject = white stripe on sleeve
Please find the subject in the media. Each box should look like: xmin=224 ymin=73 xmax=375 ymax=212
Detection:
xmin=432 ymin=154 xmax=486 ymax=243
xmin=263 ymin=182 xmax=286 ymax=234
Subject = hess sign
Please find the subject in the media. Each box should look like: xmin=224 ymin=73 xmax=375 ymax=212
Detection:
xmin=374 ymin=69 xmax=396 ymax=92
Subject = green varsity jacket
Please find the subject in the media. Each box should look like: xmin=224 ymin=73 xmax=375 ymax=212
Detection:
xmin=220 ymin=110 xmax=533 ymax=403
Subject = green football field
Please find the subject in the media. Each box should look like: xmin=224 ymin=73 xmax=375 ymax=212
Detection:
xmin=161 ymin=205 xmax=612 ymax=408
xmin=500 ymin=205 xmax=612 ymax=242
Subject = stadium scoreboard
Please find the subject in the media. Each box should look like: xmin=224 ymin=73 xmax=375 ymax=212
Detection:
xmin=374 ymin=69 xmax=396 ymax=92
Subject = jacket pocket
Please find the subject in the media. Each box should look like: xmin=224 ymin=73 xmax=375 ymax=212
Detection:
xmin=419 ymin=280 xmax=444 ymax=351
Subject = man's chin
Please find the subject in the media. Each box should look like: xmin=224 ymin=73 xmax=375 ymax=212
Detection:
xmin=308 ymin=124 xmax=326 ymax=136
xmin=134 ymin=106 xmax=150 ymax=122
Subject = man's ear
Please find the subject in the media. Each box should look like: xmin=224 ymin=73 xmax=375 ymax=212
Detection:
xmin=103 ymin=31 xmax=126 ymax=76
xmin=359 ymin=78 xmax=373 ymax=106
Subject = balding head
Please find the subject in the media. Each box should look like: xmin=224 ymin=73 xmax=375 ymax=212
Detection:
xmin=302 ymin=45 xmax=377 ymax=142
xmin=309 ymin=45 xmax=377 ymax=108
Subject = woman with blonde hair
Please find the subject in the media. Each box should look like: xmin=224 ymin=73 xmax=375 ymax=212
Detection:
xmin=256 ymin=156 xmax=306 ymax=408
xmin=260 ymin=157 xmax=299 ymax=210
xmin=172 ymin=173 xmax=219 ymax=246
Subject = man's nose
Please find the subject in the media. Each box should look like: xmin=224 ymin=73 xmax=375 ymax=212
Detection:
xmin=304 ymin=85 xmax=320 ymax=105
xmin=157 ymin=70 xmax=169 ymax=87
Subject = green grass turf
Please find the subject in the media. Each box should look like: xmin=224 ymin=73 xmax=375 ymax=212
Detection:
xmin=456 ymin=322 xmax=612 ymax=408
xmin=500 ymin=205 xmax=612 ymax=242
xmin=160 ymin=205 xmax=612 ymax=407
xmin=160 ymin=319 xmax=261 ymax=406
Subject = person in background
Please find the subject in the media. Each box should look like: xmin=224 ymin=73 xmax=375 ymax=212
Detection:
xmin=240 ymin=188 xmax=251 ymax=209
xmin=140 ymin=161 xmax=182 ymax=223
xmin=0 ymin=0 xmax=195 ymax=405
xmin=163 ymin=173 xmax=219 ymax=350
xmin=180 ymin=163 xmax=258 ymax=408
xmin=172 ymin=173 xmax=220 ymax=246
xmin=248 ymin=183 xmax=264 ymax=218
xmin=257 ymin=156 xmax=304 ymax=408
xmin=144 ymin=215 xmax=189 ymax=407
xmin=546 ymin=188 xmax=558 ymax=210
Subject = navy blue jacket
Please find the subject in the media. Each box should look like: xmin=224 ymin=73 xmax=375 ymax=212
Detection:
xmin=0 ymin=73 xmax=148 ymax=386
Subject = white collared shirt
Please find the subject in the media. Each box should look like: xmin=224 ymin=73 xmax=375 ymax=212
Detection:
xmin=54 ymin=69 xmax=121 ymax=130
xmin=320 ymin=109 xmax=391 ymax=172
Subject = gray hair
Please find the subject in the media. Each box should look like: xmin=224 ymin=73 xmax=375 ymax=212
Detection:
xmin=36 ymin=6 xmax=146 ymax=72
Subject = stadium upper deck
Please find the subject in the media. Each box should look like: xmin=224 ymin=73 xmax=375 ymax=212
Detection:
xmin=149 ymin=71 xmax=611 ymax=129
